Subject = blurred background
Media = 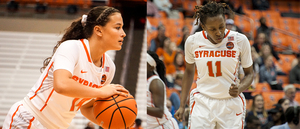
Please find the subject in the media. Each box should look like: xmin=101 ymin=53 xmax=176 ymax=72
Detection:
xmin=0 ymin=0 xmax=146 ymax=128
xmin=147 ymin=0 xmax=299 ymax=128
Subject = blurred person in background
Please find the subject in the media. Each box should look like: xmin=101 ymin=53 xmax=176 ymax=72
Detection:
xmin=247 ymin=94 xmax=269 ymax=127
xmin=263 ymin=104 xmax=286 ymax=129
xmin=259 ymin=55 xmax=283 ymax=90
xmin=278 ymin=98 xmax=291 ymax=113
xmin=256 ymin=17 xmax=273 ymax=38
xmin=283 ymin=85 xmax=299 ymax=106
xmin=289 ymin=53 xmax=300 ymax=84
xmin=271 ymin=106 xmax=300 ymax=129
xmin=149 ymin=24 xmax=167 ymax=52
xmin=252 ymin=0 xmax=270 ymax=10
xmin=147 ymin=0 xmax=159 ymax=17
xmin=225 ymin=19 xmax=243 ymax=33
xmin=178 ymin=26 xmax=190 ymax=51
xmin=245 ymin=115 xmax=262 ymax=129
xmin=252 ymin=32 xmax=281 ymax=65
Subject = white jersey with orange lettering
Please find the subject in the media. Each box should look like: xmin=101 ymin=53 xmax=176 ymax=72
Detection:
xmin=4 ymin=39 xmax=115 ymax=129
xmin=185 ymin=29 xmax=252 ymax=99
xmin=147 ymin=75 xmax=179 ymax=129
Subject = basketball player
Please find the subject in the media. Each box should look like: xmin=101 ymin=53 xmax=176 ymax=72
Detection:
xmin=147 ymin=51 xmax=179 ymax=129
xmin=174 ymin=1 xmax=254 ymax=129
xmin=3 ymin=6 xmax=129 ymax=129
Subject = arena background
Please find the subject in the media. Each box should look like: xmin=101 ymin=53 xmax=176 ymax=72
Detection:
xmin=0 ymin=0 xmax=147 ymax=128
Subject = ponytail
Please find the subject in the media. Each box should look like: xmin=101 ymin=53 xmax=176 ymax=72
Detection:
xmin=147 ymin=51 xmax=166 ymax=83
xmin=40 ymin=6 xmax=120 ymax=72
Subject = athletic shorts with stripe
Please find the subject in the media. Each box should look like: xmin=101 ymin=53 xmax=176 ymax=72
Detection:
xmin=151 ymin=117 xmax=179 ymax=129
xmin=3 ymin=101 xmax=46 ymax=129
xmin=188 ymin=88 xmax=246 ymax=129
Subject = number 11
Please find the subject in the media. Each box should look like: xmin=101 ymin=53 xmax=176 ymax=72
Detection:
xmin=207 ymin=61 xmax=222 ymax=77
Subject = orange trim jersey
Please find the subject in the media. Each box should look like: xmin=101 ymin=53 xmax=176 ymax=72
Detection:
xmin=24 ymin=39 xmax=115 ymax=128
xmin=147 ymin=75 xmax=177 ymax=129
xmin=185 ymin=29 xmax=252 ymax=99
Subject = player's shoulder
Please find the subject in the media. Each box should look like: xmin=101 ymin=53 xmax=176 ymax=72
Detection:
xmin=59 ymin=39 xmax=81 ymax=49
xmin=228 ymin=30 xmax=249 ymax=44
xmin=186 ymin=31 xmax=204 ymax=43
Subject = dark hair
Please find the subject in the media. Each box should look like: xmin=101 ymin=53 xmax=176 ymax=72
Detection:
xmin=147 ymin=51 xmax=166 ymax=83
xmin=246 ymin=115 xmax=260 ymax=123
xmin=278 ymin=98 xmax=289 ymax=105
xmin=285 ymin=106 xmax=300 ymax=124
xmin=193 ymin=1 xmax=234 ymax=25
xmin=41 ymin=6 xmax=120 ymax=72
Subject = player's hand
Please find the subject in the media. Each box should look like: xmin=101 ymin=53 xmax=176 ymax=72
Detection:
xmin=99 ymin=84 xmax=129 ymax=98
xmin=174 ymin=107 xmax=185 ymax=122
xmin=229 ymin=84 xmax=240 ymax=97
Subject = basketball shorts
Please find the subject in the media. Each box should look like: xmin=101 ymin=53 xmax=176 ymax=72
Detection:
xmin=3 ymin=101 xmax=47 ymax=129
xmin=188 ymin=89 xmax=246 ymax=129
xmin=152 ymin=117 xmax=179 ymax=129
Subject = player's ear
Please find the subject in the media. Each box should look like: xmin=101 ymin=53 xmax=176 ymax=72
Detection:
xmin=94 ymin=25 xmax=103 ymax=37
xmin=201 ymin=24 xmax=205 ymax=31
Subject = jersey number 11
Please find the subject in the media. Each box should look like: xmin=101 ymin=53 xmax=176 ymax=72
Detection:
xmin=207 ymin=61 xmax=222 ymax=77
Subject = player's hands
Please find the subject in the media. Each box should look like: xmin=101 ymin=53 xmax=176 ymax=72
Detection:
xmin=229 ymin=84 xmax=240 ymax=97
xmin=99 ymin=84 xmax=129 ymax=98
xmin=174 ymin=107 xmax=185 ymax=122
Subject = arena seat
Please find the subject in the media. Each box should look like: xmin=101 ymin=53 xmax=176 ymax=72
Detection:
xmin=262 ymin=91 xmax=284 ymax=110
xmin=277 ymin=75 xmax=289 ymax=84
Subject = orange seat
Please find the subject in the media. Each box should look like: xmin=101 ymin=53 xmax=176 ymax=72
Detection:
xmin=295 ymin=92 xmax=300 ymax=104
xmin=277 ymin=54 xmax=296 ymax=73
xmin=255 ymin=83 xmax=272 ymax=92
xmin=271 ymin=32 xmax=288 ymax=52
xmin=183 ymin=1 xmax=198 ymax=16
xmin=278 ymin=18 xmax=297 ymax=34
xmin=251 ymin=83 xmax=271 ymax=96
xmin=288 ymin=37 xmax=300 ymax=53
xmin=262 ymin=91 xmax=285 ymax=110
xmin=277 ymin=75 xmax=289 ymax=84
xmin=184 ymin=18 xmax=195 ymax=33
xmin=246 ymin=99 xmax=253 ymax=111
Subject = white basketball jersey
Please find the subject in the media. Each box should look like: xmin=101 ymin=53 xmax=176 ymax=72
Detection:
xmin=24 ymin=39 xmax=115 ymax=128
xmin=147 ymin=75 xmax=174 ymax=128
xmin=185 ymin=29 xmax=252 ymax=99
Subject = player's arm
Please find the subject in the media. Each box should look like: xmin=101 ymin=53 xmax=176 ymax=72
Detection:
xmin=80 ymin=99 xmax=99 ymax=125
xmin=53 ymin=70 xmax=128 ymax=98
xmin=239 ymin=65 xmax=254 ymax=93
xmin=147 ymin=79 xmax=165 ymax=118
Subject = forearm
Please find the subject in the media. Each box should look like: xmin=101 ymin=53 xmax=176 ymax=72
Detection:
xmin=81 ymin=105 xmax=99 ymax=125
xmin=147 ymin=107 xmax=163 ymax=118
xmin=179 ymin=64 xmax=195 ymax=108
xmin=238 ymin=72 xmax=254 ymax=93
xmin=54 ymin=79 xmax=104 ymax=98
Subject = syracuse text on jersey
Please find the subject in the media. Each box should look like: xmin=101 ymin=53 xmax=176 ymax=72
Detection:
xmin=72 ymin=75 xmax=103 ymax=88
xmin=195 ymin=50 xmax=237 ymax=58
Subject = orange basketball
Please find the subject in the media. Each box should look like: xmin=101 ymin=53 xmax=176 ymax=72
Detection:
xmin=93 ymin=94 xmax=137 ymax=129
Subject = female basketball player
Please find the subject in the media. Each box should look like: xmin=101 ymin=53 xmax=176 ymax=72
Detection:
xmin=174 ymin=1 xmax=254 ymax=129
xmin=147 ymin=51 xmax=179 ymax=129
xmin=4 ymin=6 xmax=129 ymax=129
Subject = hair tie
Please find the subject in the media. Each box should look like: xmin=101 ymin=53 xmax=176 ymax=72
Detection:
xmin=81 ymin=14 xmax=87 ymax=27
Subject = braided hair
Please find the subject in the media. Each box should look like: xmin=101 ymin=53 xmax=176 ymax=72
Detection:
xmin=41 ymin=6 xmax=120 ymax=72
xmin=193 ymin=1 xmax=234 ymax=25
xmin=147 ymin=51 xmax=166 ymax=83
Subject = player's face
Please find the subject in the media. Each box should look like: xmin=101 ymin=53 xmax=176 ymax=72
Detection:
xmin=101 ymin=13 xmax=126 ymax=50
xmin=202 ymin=14 xmax=226 ymax=44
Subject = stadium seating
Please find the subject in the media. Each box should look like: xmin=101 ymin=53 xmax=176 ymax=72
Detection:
xmin=262 ymin=91 xmax=285 ymax=110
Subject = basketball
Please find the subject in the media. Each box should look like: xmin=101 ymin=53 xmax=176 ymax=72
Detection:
xmin=93 ymin=94 xmax=138 ymax=129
